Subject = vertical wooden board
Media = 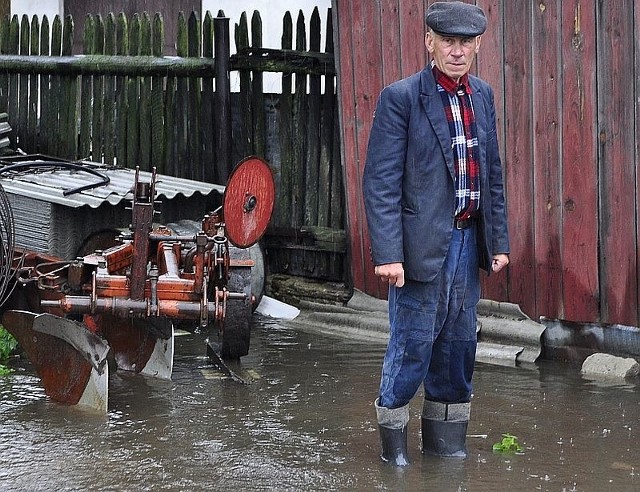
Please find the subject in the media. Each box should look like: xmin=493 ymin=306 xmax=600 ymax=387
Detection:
xmin=114 ymin=13 xmax=128 ymax=167
xmin=235 ymin=13 xmax=252 ymax=160
xmin=333 ymin=0 xmax=367 ymax=291
xmin=38 ymin=16 xmax=50 ymax=154
xmin=502 ymin=1 xmax=535 ymax=318
xmin=292 ymin=11 xmax=307 ymax=231
xmin=597 ymin=0 xmax=637 ymax=325
xmin=0 ymin=16 xmax=11 ymax=114
xmin=276 ymin=11 xmax=293 ymax=228
xmin=200 ymin=12 xmax=215 ymax=182
xmin=380 ymin=0 xmax=401 ymax=85
xmin=18 ymin=15 xmax=29 ymax=151
xmin=532 ymin=0 xmax=562 ymax=319
xmin=318 ymin=8 xmax=335 ymax=228
xmin=103 ymin=14 xmax=116 ymax=165
xmin=175 ymin=13 xmax=189 ymax=179
xmin=305 ymin=8 xmax=321 ymax=226
xmin=91 ymin=15 xmax=105 ymax=162
xmin=79 ymin=14 xmax=94 ymax=159
xmin=251 ymin=11 xmax=266 ymax=159
xmin=137 ymin=13 xmax=152 ymax=172
xmin=636 ymin=0 xmax=640 ymax=326
xmin=48 ymin=15 xmax=62 ymax=157
xmin=341 ymin=0 xmax=386 ymax=297
xmin=477 ymin=0 xmax=509 ymax=302
xmin=398 ymin=0 xmax=425 ymax=78
xmin=27 ymin=16 xmax=39 ymax=153
xmin=187 ymin=11 xmax=201 ymax=179
xmin=126 ymin=14 xmax=141 ymax=170
xmin=561 ymin=0 xmax=599 ymax=322
xmin=151 ymin=14 xmax=166 ymax=175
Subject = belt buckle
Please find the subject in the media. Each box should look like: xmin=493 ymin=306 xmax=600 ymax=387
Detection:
xmin=455 ymin=218 xmax=470 ymax=230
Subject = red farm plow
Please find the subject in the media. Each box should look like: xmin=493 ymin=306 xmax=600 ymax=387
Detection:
xmin=0 ymin=156 xmax=275 ymax=412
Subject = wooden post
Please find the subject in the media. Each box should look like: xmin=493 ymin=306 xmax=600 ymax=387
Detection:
xmin=0 ymin=0 xmax=9 ymax=19
xmin=214 ymin=10 xmax=231 ymax=184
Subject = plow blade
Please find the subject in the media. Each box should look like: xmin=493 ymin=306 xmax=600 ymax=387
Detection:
xmin=2 ymin=310 xmax=109 ymax=412
xmin=86 ymin=314 xmax=174 ymax=380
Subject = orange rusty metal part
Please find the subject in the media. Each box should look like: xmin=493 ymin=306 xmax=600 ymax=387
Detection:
xmin=87 ymin=314 xmax=157 ymax=373
xmin=223 ymin=156 xmax=275 ymax=248
xmin=2 ymin=310 xmax=92 ymax=405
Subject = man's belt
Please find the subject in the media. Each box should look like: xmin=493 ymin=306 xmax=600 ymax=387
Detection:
xmin=454 ymin=217 xmax=475 ymax=230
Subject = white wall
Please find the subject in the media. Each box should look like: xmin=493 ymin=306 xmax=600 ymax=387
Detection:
xmin=11 ymin=0 xmax=61 ymax=21
xmin=203 ymin=0 xmax=331 ymax=92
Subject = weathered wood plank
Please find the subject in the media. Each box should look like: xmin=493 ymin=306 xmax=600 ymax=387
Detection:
xmin=235 ymin=12 xmax=252 ymax=160
xmin=102 ymin=13 xmax=116 ymax=165
xmin=502 ymin=0 xmax=535 ymax=318
xmin=532 ymin=0 xmax=562 ymax=320
xmin=561 ymin=0 xmax=599 ymax=322
xmin=477 ymin=0 xmax=508 ymax=302
xmin=18 ymin=15 xmax=29 ymax=151
xmin=26 ymin=16 xmax=40 ymax=153
xmin=347 ymin=0 xmax=385 ymax=297
xmin=47 ymin=15 xmax=62 ymax=157
xmin=200 ymin=11 xmax=214 ymax=182
xmin=398 ymin=0 xmax=425 ymax=78
xmin=114 ymin=13 xmax=128 ymax=167
xmin=126 ymin=13 xmax=141 ymax=169
xmin=78 ymin=14 xmax=94 ymax=159
xmin=137 ymin=12 xmax=152 ymax=171
xmin=187 ymin=11 xmax=201 ymax=180
xmin=597 ymin=0 xmax=636 ymax=325
xmin=251 ymin=11 xmax=265 ymax=158
xmin=175 ymin=12 xmax=189 ymax=178
xmin=90 ymin=14 xmax=105 ymax=161
xmin=37 ymin=16 xmax=50 ymax=154
xmin=150 ymin=13 xmax=165 ymax=174
xmin=275 ymin=11 xmax=293 ymax=228
xmin=380 ymin=0 xmax=401 ymax=86
xmin=304 ymin=7 xmax=321 ymax=226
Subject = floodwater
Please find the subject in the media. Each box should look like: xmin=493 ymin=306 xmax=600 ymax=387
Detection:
xmin=1 ymin=314 xmax=639 ymax=491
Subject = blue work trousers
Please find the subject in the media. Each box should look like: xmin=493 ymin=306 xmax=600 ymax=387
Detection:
xmin=378 ymin=226 xmax=480 ymax=409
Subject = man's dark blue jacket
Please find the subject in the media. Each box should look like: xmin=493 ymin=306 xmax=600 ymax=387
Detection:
xmin=362 ymin=67 xmax=510 ymax=282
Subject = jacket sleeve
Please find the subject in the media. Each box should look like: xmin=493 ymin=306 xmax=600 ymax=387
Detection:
xmin=362 ymin=84 xmax=408 ymax=266
xmin=484 ymin=86 xmax=510 ymax=256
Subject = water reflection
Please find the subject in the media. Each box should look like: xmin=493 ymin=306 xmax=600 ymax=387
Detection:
xmin=0 ymin=314 xmax=638 ymax=491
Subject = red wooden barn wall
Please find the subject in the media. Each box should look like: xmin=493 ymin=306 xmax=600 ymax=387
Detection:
xmin=334 ymin=0 xmax=640 ymax=328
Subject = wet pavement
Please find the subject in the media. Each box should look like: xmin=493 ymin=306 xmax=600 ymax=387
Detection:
xmin=1 ymin=313 xmax=639 ymax=491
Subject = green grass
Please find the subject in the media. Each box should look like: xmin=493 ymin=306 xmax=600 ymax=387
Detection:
xmin=0 ymin=325 xmax=18 ymax=375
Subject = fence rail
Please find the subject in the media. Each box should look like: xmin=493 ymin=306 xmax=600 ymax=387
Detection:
xmin=0 ymin=8 xmax=345 ymax=282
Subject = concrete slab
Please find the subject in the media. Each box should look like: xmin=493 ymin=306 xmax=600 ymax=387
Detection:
xmin=581 ymin=353 xmax=640 ymax=379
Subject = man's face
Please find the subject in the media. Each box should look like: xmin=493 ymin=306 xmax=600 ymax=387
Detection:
xmin=425 ymin=31 xmax=481 ymax=81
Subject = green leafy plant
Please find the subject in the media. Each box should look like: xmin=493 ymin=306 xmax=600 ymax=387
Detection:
xmin=0 ymin=325 xmax=18 ymax=375
xmin=492 ymin=433 xmax=524 ymax=454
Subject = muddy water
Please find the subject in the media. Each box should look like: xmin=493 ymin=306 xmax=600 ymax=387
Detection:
xmin=1 ymin=315 xmax=639 ymax=491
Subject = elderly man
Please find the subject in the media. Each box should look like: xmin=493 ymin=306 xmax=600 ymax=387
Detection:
xmin=363 ymin=1 xmax=510 ymax=466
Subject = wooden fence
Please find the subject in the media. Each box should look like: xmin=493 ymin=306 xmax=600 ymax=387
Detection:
xmin=0 ymin=8 xmax=345 ymax=281
xmin=336 ymin=0 xmax=640 ymax=328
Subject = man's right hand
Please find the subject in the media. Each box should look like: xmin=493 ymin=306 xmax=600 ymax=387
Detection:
xmin=374 ymin=263 xmax=405 ymax=287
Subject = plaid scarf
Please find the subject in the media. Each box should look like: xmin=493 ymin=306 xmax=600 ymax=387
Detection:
xmin=432 ymin=62 xmax=480 ymax=219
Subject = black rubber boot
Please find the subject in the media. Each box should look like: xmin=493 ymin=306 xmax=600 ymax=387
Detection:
xmin=375 ymin=398 xmax=410 ymax=466
xmin=421 ymin=418 xmax=468 ymax=458
xmin=421 ymin=400 xmax=470 ymax=458
xmin=379 ymin=424 xmax=410 ymax=466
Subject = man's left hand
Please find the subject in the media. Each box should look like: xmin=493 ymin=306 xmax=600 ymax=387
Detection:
xmin=491 ymin=254 xmax=509 ymax=273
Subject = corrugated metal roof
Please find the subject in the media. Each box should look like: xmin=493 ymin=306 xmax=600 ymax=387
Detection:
xmin=0 ymin=159 xmax=225 ymax=208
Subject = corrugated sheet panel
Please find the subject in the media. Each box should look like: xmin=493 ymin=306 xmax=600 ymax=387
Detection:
xmin=0 ymin=161 xmax=225 ymax=209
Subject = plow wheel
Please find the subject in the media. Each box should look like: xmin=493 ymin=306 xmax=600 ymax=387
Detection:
xmin=85 ymin=314 xmax=174 ymax=380
xmin=219 ymin=255 xmax=253 ymax=359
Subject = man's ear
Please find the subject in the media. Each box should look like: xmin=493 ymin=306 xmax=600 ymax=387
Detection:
xmin=475 ymin=35 xmax=482 ymax=53
xmin=425 ymin=31 xmax=434 ymax=53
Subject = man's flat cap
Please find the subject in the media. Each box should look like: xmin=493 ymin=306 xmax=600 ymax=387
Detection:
xmin=425 ymin=1 xmax=487 ymax=37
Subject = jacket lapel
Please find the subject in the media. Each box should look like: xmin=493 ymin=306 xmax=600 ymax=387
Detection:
xmin=419 ymin=68 xmax=455 ymax=179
